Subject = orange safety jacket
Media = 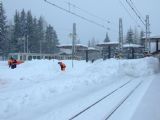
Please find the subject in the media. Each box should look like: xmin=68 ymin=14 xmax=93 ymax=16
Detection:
xmin=60 ymin=63 xmax=66 ymax=71
xmin=8 ymin=59 xmax=13 ymax=65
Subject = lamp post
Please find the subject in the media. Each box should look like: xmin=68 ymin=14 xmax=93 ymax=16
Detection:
xmin=22 ymin=37 xmax=25 ymax=53
xmin=17 ymin=37 xmax=25 ymax=53
xmin=25 ymin=35 xmax=29 ymax=53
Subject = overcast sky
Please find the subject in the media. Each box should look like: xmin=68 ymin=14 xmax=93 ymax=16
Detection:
xmin=2 ymin=0 xmax=160 ymax=45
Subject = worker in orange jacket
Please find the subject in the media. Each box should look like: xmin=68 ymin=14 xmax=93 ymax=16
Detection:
xmin=58 ymin=62 xmax=66 ymax=71
xmin=8 ymin=57 xmax=17 ymax=69
xmin=8 ymin=57 xmax=13 ymax=68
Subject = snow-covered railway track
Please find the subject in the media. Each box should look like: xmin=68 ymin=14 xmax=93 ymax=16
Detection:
xmin=104 ymin=81 xmax=142 ymax=120
xmin=69 ymin=80 xmax=142 ymax=120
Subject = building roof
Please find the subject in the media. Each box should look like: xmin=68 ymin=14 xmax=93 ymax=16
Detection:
xmin=123 ymin=44 xmax=143 ymax=48
xmin=96 ymin=42 xmax=119 ymax=47
xmin=142 ymin=35 xmax=160 ymax=42
xmin=8 ymin=53 xmax=56 ymax=56
xmin=87 ymin=47 xmax=99 ymax=51
xmin=150 ymin=35 xmax=160 ymax=39
xmin=57 ymin=44 xmax=88 ymax=49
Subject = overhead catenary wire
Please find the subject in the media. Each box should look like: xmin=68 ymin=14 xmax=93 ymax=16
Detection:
xmin=118 ymin=0 xmax=142 ymax=29
xmin=65 ymin=1 xmax=119 ymax=30
xmin=126 ymin=0 xmax=145 ymax=26
xmin=125 ymin=0 xmax=151 ymax=52
xmin=44 ymin=0 xmax=110 ymax=30
xmin=64 ymin=1 xmax=118 ymax=28
xmin=51 ymin=0 xmax=111 ymax=23
xmin=64 ymin=1 xmax=111 ymax=23
xmin=129 ymin=0 xmax=145 ymax=22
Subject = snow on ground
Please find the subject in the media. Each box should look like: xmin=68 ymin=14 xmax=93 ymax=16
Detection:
xmin=0 ymin=57 xmax=159 ymax=120
xmin=130 ymin=74 xmax=160 ymax=120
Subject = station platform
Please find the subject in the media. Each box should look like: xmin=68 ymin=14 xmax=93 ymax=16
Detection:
xmin=131 ymin=75 xmax=160 ymax=120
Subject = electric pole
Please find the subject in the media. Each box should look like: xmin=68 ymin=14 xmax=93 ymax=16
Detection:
xmin=26 ymin=35 xmax=29 ymax=53
xmin=119 ymin=18 xmax=123 ymax=51
xmin=145 ymin=15 xmax=150 ymax=52
xmin=40 ymin=39 xmax=42 ymax=58
xmin=126 ymin=0 xmax=151 ymax=53
xmin=72 ymin=23 xmax=76 ymax=68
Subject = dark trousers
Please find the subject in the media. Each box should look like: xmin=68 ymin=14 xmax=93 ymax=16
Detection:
xmin=11 ymin=64 xmax=16 ymax=69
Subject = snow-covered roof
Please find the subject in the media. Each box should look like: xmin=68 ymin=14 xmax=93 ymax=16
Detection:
xmin=150 ymin=35 xmax=160 ymax=39
xmin=57 ymin=44 xmax=88 ymax=49
xmin=142 ymin=35 xmax=160 ymax=41
xmin=87 ymin=47 xmax=99 ymax=51
xmin=123 ymin=44 xmax=143 ymax=48
xmin=142 ymin=35 xmax=160 ymax=39
xmin=96 ymin=42 xmax=119 ymax=47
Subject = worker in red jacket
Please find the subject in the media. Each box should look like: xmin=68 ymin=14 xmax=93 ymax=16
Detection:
xmin=58 ymin=62 xmax=66 ymax=71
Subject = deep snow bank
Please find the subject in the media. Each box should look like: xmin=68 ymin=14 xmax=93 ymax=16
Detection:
xmin=0 ymin=57 xmax=159 ymax=90
xmin=0 ymin=57 xmax=159 ymax=120
xmin=118 ymin=57 xmax=159 ymax=77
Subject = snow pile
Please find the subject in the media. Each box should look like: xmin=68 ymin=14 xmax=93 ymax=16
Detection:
xmin=0 ymin=57 xmax=159 ymax=120
xmin=118 ymin=57 xmax=159 ymax=77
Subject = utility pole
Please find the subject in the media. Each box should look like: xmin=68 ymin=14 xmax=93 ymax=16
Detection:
xmin=72 ymin=23 xmax=76 ymax=68
xmin=119 ymin=18 xmax=123 ymax=51
xmin=126 ymin=0 xmax=151 ymax=53
xmin=145 ymin=15 xmax=150 ymax=52
xmin=23 ymin=37 xmax=25 ymax=53
xmin=40 ymin=39 xmax=42 ymax=58
xmin=26 ymin=35 xmax=29 ymax=53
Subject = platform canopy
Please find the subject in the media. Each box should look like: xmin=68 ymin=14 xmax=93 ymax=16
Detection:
xmin=96 ymin=42 xmax=119 ymax=47
xmin=142 ymin=35 xmax=160 ymax=42
xmin=123 ymin=44 xmax=144 ymax=48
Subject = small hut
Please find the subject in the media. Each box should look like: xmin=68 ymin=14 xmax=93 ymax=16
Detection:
xmin=142 ymin=35 xmax=160 ymax=54
xmin=123 ymin=43 xmax=144 ymax=59
xmin=97 ymin=42 xmax=119 ymax=59
xmin=57 ymin=44 xmax=88 ymax=60
xmin=85 ymin=47 xmax=100 ymax=62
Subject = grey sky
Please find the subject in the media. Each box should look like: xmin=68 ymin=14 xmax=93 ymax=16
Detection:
xmin=2 ymin=0 xmax=160 ymax=45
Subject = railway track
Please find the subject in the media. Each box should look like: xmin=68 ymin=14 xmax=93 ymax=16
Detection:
xmin=105 ymin=81 xmax=142 ymax=120
xmin=68 ymin=79 xmax=142 ymax=120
